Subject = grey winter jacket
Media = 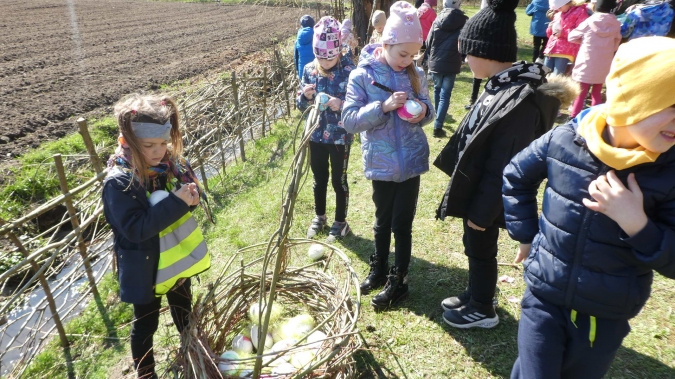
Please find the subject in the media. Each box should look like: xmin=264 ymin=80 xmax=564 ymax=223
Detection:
xmin=342 ymin=44 xmax=435 ymax=182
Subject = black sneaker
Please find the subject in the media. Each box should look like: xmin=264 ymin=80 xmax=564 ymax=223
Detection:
xmin=441 ymin=287 xmax=471 ymax=311
xmin=326 ymin=221 xmax=350 ymax=242
xmin=306 ymin=215 xmax=327 ymax=239
xmin=433 ymin=128 xmax=445 ymax=138
xmin=441 ymin=287 xmax=500 ymax=311
xmin=443 ymin=301 xmax=499 ymax=329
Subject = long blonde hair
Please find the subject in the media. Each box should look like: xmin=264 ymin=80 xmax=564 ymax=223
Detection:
xmin=383 ymin=44 xmax=422 ymax=96
xmin=113 ymin=94 xmax=183 ymax=187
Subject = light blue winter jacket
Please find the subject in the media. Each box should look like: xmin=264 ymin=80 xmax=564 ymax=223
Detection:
xmin=526 ymin=0 xmax=550 ymax=37
xmin=342 ymin=44 xmax=435 ymax=183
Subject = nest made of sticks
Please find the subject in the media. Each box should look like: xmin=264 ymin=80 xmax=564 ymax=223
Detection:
xmin=174 ymin=105 xmax=361 ymax=379
xmin=178 ymin=240 xmax=361 ymax=379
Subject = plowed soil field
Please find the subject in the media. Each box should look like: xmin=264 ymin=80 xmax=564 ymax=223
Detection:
xmin=0 ymin=0 xmax=305 ymax=161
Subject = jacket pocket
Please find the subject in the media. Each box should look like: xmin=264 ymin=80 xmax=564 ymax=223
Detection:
xmin=117 ymin=249 xmax=155 ymax=303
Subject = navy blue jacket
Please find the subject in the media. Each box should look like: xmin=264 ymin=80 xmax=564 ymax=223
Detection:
xmin=102 ymin=167 xmax=191 ymax=304
xmin=423 ymin=7 xmax=468 ymax=76
xmin=503 ymin=111 xmax=675 ymax=320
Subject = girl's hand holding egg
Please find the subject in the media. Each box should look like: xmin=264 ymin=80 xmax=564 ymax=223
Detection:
xmin=399 ymin=100 xmax=426 ymax=124
xmin=325 ymin=96 xmax=342 ymax=112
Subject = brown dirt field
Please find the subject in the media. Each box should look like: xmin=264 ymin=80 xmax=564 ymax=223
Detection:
xmin=0 ymin=0 xmax=306 ymax=161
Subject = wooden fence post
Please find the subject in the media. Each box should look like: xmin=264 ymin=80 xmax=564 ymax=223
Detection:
xmin=77 ymin=118 xmax=104 ymax=175
xmin=0 ymin=218 xmax=72 ymax=368
xmin=231 ymin=71 xmax=246 ymax=162
xmin=261 ymin=68 xmax=268 ymax=137
xmin=53 ymin=154 xmax=101 ymax=301
xmin=218 ymin=130 xmax=227 ymax=179
xmin=242 ymin=72 xmax=255 ymax=141
xmin=274 ymin=49 xmax=291 ymax=117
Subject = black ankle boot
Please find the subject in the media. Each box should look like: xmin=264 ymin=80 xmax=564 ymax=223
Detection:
xmin=360 ymin=254 xmax=389 ymax=294
xmin=371 ymin=267 xmax=408 ymax=310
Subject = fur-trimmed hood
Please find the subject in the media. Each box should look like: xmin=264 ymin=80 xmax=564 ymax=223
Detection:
xmin=538 ymin=74 xmax=580 ymax=108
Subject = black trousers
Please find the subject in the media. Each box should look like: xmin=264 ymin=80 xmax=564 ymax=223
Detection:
xmin=462 ymin=219 xmax=499 ymax=306
xmin=372 ymin=176 xmax=421 ymax=272
xmin=131 ymin=279 xmax=192 ymax=378
xmin=309 ymin=142 xmax=350 ymax=222
xmin=532 ymin=36 xmax=549 ymax=62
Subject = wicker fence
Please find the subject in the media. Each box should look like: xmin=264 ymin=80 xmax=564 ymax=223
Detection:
xmin=0 ymin=46 xmax=299 ymax=379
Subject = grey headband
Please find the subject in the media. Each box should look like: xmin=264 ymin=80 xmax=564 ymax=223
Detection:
xmin=131 ymin=121 xmax=172 ymax=141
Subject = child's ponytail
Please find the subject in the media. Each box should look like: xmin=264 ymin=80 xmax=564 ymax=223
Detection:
xmin=406 ymin=64 xmax=421 ymax=96
xmin=162 ymin=96 xmax=184 ymax=159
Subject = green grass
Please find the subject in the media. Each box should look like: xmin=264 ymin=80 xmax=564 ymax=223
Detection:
xmin=17 ymin=6 xmax=675 ymax=378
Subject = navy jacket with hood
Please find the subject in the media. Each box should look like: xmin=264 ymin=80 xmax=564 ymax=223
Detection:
xmin=503 ymin=107 xmax=675 ymax=319
xmin=423 ymin=7 xmax=468 ymax=75
xmin=103 ymin=167 xmax=193 ymax=304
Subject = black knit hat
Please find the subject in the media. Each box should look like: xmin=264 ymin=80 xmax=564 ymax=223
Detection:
xmin=594 ymin=0 xmax=617 ymax=13
xmin=458 ymin=0 xmax=519 ymax=62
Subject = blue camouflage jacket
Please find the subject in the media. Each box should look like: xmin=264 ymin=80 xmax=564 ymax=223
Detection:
xmin=297 ymin=55 xmax=355 ymax=145
xmin=342 ymin=44 xmax=435 ymax=182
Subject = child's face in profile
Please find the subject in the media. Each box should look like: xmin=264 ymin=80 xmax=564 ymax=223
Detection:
xmin=376 ymin=25 xmax=384 ymax=33
xmin=383 ymin=43 xmax=421 ymax=72
xmin=625 ymin=106 xmax=675 ymax=153
xmin=139 ymin=137 xmax=168 ymax=167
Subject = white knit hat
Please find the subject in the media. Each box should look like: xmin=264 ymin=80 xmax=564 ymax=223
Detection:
xmin=549 ymin=0 xmax=571 ymax=10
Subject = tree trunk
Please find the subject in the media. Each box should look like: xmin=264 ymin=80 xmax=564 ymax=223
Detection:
xmin=352 ymin=0 xmax=396 ymax=47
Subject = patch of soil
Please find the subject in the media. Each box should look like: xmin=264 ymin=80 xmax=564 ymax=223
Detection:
xmin=0 ymin=0 xmax=305 ymax=162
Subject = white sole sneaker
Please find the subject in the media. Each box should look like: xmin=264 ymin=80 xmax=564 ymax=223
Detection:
xmin=443 ymin=311 xmax=499 ymax=329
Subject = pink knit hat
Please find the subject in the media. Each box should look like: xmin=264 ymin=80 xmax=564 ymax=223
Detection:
xmin=381 ymin=1 xmax=424 ymax=45
xmin=313 ymin=16 xmax=342 ymax=59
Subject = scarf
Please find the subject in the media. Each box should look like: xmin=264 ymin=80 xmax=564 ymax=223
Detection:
xmin=106 ymin=146 xmax=203 ymax=194
xmin=485 ymin=61 xmax=550 ymax=93
xmin=577 ymin=106 xmax=660 ymax=170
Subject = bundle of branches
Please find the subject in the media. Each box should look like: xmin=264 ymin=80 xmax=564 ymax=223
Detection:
xmin=175 ymin=105 xmax=362 ymax=379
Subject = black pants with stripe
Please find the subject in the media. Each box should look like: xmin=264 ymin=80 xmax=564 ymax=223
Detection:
xmin=309 ymin=141 xmax=350 ymax=222
xmin=463 ymin=219 xmax=499 ymax=307
xmin=130 ymin=279 xmax=192 ymax=378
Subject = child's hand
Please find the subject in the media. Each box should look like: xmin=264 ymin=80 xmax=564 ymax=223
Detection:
xmin=174 ymin=183 xmax=200 ymax=206
xmin=404 ymin=100 xmax=427 ymax=124
xmin=467 ymin=219 xmax=486 ymax=231
xmin=382 ymin=91 xmax=407 ymax=113
xmin=326 ymin=96 xmax=342 ymax=112
xmin=303 ymin=84 xmax=316 ymax=100
xmin=514 ymin=243 xmax=532 ymax=264
xmin=582 ymin=171 xmax=648 ymax=237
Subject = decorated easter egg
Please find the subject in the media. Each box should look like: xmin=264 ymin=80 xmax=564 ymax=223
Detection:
xmin=307 ymin=243 xmax=326 ymax=261
xmin=271 ymin=362 xmax=296 ymax=375
xmin=306 ymin=331 xmax=327 ymax=350
xmin=232 ymin=334 xmax=253 ymax=355
xmin=218 ymin=350 xmax=239 ymax=375
xmin=397 ymin=100 xmax=423 ymax=120
xmin=316 ymin=92 xmax=330 ymax=112
xmin=290 ymin=350 xmax=316 ymax=369
xmin=250 ymin=324 xmax=274 ymax=351
xmin=271 ymin=338 xmax=297 ymax=356
xmin=248 ymin=302 xmax=284 ymax=324
xmin=148 ymin=190 xmax=170 ymax=206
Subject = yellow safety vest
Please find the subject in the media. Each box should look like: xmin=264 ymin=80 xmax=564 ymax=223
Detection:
xmin=150 ymin=183 xmax=210 ymax=296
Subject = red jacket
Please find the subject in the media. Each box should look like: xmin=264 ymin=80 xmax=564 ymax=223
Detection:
xmin=418 ymin=3 xmax=437 ymax=42
xmin=544 ymin=5 xmax=589 ymax=61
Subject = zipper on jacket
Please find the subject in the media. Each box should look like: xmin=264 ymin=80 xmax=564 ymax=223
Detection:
xmin=564 ymin=162 xmax=609 ymax=307
xmin=391 ymin=68 xmax=406 ymax=180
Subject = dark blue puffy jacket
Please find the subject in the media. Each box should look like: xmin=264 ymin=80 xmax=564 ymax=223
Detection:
xmin=294 ymin=27 xmax=315 ymax=80
xmin=503 ymin=109 xmax=675 ymax=320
